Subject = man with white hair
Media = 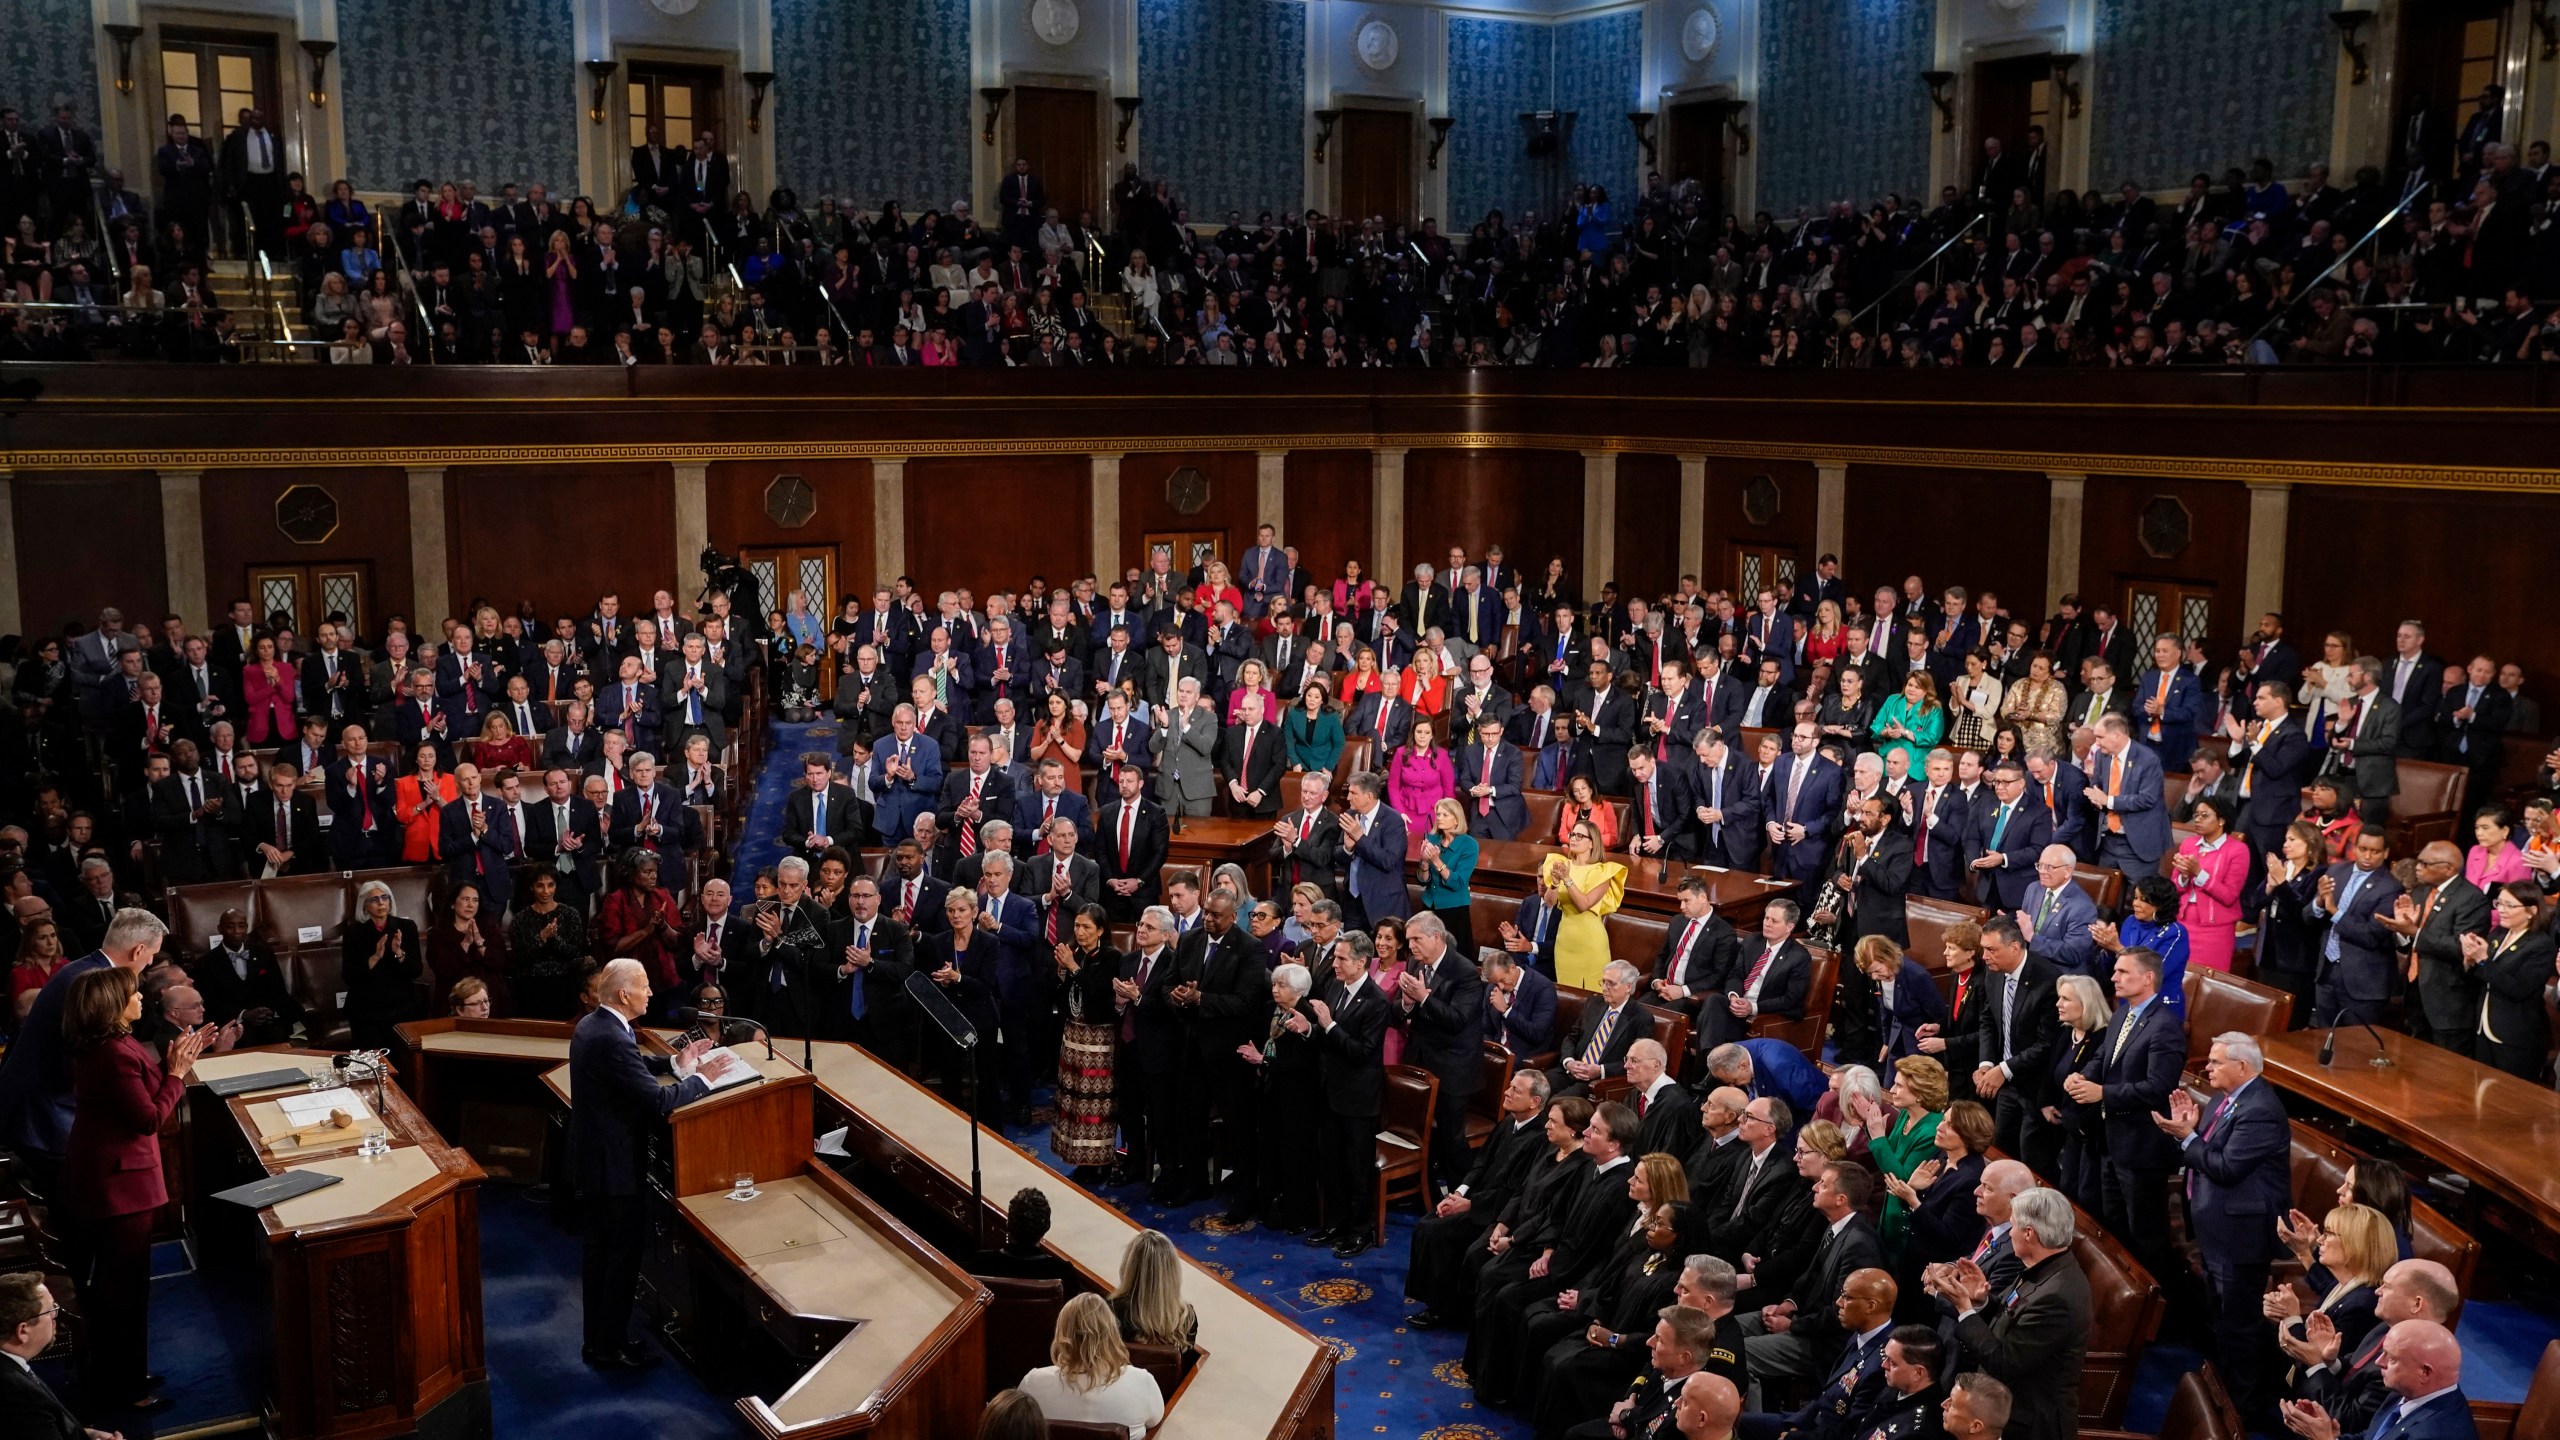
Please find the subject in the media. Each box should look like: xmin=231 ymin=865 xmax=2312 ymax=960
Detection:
xmin=1551 ymin=959 xmax=1651 ymax=1096
xmin=1933 ymin=1187 xmax=2090 ymax=1440
xmin=2157 ymin=1030 xmax=2291 ymax=1423
xmin=0 ymin=907 xmax=167 ymax=1190
xmin=570 ymin=957 xmax=737 ymax=1369
xmin=1149 ymin=675 xmax=1219 ymax=817
xmin=1622 ymin=1037 xmax=1702 ymax=1158
xmin=1396 ymin=910 xmax=1486 ymax=1190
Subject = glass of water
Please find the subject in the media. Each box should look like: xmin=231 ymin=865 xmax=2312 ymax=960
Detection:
xmin=729 ymin=1170 xmax=759 ymax=1202
xmin=359 ymin=1128 xmax=390 ymax=1157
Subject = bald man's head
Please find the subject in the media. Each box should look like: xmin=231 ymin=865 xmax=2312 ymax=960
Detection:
xmin=2378 ymin=1259 xmax=2461 ymax=1326
xmin=1838 ymin=1267 xmax=1898 ymax=1333
xmin=1675 ymin=1371 xmax=1742 ymax=1439
xmin=2380 ymin=1319 xmax=2462 ymax=1399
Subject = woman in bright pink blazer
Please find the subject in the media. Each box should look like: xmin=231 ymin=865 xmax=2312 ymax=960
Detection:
xmin=1386 ymin=715 xmax=1457 ymax=826
xmin=239 ymin=633 xmax=299 ymax=745
xmin=2168 ymin=793 xmax=2250 ymax=972
xmin=65 ymin=965 xmax=206 ymax=1412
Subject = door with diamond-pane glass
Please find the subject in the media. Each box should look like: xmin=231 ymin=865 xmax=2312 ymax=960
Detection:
xmin=743 ymin=546 xmax=837 ymax=697
xmin=2121 ymin=582 xmax=2211 ymax=663
xmin=247 ymin=563 xmax=369 ymax=640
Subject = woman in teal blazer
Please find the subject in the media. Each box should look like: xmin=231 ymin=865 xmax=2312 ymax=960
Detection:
xmin=1872 ymin=671 xmax=1947 ymax=773
xmin=1282 ymin=678 xmax=1345 ymax=774
xmin=1418 ymin=796 xmax=1481 ymax=953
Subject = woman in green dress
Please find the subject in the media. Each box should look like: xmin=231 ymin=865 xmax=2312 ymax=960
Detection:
xmin=1851 ymin=1054 xmax=1949 ymax=1255
xmin=1871 ymin=672 xmax=1947 ymax=774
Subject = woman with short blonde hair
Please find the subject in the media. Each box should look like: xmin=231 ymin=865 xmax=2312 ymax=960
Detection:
xmin=1015 ymin=1292 xmax=1164 ymax=1435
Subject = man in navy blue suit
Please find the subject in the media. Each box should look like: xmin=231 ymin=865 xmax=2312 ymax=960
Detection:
xmin=1340 ymin=771 xmax=1409 ymax=928
xmin=1456 ymin=714 xmax=1529 ymax=840
xmin=2309 ymin=830 xmax=2406 ymax=1026
xmin=2160 ymin=1031 xmax=2293 ymax=1425
xmin=2063 ymin=947 xmax=2185 ymax=1285
xmin=2018 ymin=845 xmax=2099 ymax=976
xmin=1494 ymin=889 xmax=1564 ymax=978
xmin=2022 ymin=747 xmax=2087 ymax=858
xmin=1763 ymin=722 xmax=1842 ymax=884
xmin=2131 ymin=633 xmax=2208 ymax=768
xmin=2279 ymin=1319 xmax=2476 ymax=1440
xmin=438 ymin=762 xmax=517 ymax=913
xmin=1906 ymin=748 xmax=1970 ymax=899
xmin=2082 ymin=716 xmax=2170 ymax=881
xmin=569 ymin=958 xmax=736 ymax=1368
xmin=1009 ymin=757 xmax=1092 ymax=857
xmin=1966 ymin=763 xmax=2052 ymax=912
xmin=867 ymin=705 xmax=945 ymax=853
xmin=1481 ymin=950 xmax=1556 ymax=1054
xmin=325 ymin=724 xmax=397 ymax=869
xmin=2226 ymin=679 xmax=2315 ymax=864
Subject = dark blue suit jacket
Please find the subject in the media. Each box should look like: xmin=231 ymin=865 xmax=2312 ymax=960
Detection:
xmin=2130 ymin=665 xmax=2207 ymax=768
xmin=568 ymin=1007 xmax=707 ymax=1196
xmin=2021 ymin=881 xmax=2100 ymax=975
xmin=1965 ymin=797 xmax=2053 ymax=912
xmin=974 ymin=891 xmax=1045 ymax=1013
xmin=1742 ymin=1036 xmax=1828 ymax=1116
xmin=1008 ymin=787 xmax=1094 ymax=854
xmin=1877 ymin=956 xmax=1949 ymax=1063
xmin=2032 ymin=760 xmax=2088 ymax=852
xmin=1489 ymin=963 xmax=1557 ymax=1054
xmin=438 ymin=793 xmax=518 ymax=911
xmin=1454 ymin=741 xmax=1529 ymax=840
xmin=2178 ymin=1078 xmax=2291 ymax=1266
xmin=2366 ymin=1389 xmax=2481 ymax=1440
xmin=1506 ymin=892 xmax=1564 ymax=976
xmin=1763 ymin=752 xmax=1842 ymax=878
xmin=2087 ymin=742 xmax=2171 ymax=865
xmin=2095 ymin=997 xmax=2186 ymax=1172
xmin=0 ymin=952 xmax=113 ymax=1156
xmin=1344 ymin=801 xmax=1410 ymax=920
xmin=2312 ymin=861 xmax=2407 ymax=1004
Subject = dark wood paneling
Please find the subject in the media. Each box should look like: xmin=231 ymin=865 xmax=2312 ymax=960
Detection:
xmin=1117 ymin=451 xmax=1260 ymax=577
xmin=2286 ymin=485 xmax=2560 ymax=685
xmin=443 ymin=465 xmax=675 ymax=628
xmin=1339 ymin=109 xmax=1414 ymax=227
xmin=708 ymin=460 xmax=878 ymax=606
xmin=1282 ymin=449 xmax=1372 ymax=592
xmin=1612 ymin=454 xmax=1684 ymax=601
xmin=2078 ymin=475 xmax=2250 ymax=657
xmin=15 ymin=471 xmax=165 ymax=638
xmin=1844 ymin=466 xmax=2048 ymax=626
xmin=905 ymin=457 xmax=1087 ymax=601
xmin=1013 ymin=88 xmax=1099 ymax=227
xmin=202 ymin=467 xmax=415 ymax=627
xmin=1702 ymin=457 xmax=1816 ymax=593
xmin=1404 ymin=448 xmax=1584 ymax=584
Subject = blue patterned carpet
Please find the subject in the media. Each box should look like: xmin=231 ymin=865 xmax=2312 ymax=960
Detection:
xmin=108 ymin=719 xmax=2560 ymax=1438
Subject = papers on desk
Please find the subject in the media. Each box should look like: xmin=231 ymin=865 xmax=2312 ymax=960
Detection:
xmin=675 ymin=1045 xmax=763 ymax=1095
xmin=277 ymin=1088 xmax=373 ymax=1127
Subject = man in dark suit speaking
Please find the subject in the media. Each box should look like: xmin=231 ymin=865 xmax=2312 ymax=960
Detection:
xmin=570 ymin=958 xmax=742 ymax=1370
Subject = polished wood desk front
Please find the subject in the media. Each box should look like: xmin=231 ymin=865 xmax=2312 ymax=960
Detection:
xmin=805 ymin=1040 xmax=1336 ymax=1440
xmin=2259 ymin=1027 xmax=2560 ymax=1252
xmin=1164 ymin=817 xmax=1284 ymax=892
xmin=184 ymin=1048 xmax=488 ymax=1440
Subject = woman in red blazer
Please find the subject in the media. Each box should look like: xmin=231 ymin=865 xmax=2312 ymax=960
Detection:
xmin=63 ymin=966 xmax=206 ymax=1414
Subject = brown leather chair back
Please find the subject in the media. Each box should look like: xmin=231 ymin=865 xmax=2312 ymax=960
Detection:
xmin=1335 ymin=738 xmax=1374 ymax=791
xmin=2071 ymin=864 xmax=2124 ymax=916
xmin=2072 ymin=1210 xmax=2166 ymax=1425
xmin=2162 ymin=771 xmax=2192 ymax=811
xmin=259 ymin=873 xmax=353 ymax=954
xmin=2490 ymin=1340 xmax=2560 ymax=1440
xmin=1905 ymin=898 xmax=1987 ymax=978
xmin=972 ymin=1273 xmax=1064 ymax=1398
xmin=1127 ymin=1339 xmax=1190 ymax=1400
xmin=2140 ymin=1363 xmax=2245 ymax=1440
xmin=1604 ymin=910 xmax=1671 ymax=977
xmin=2387 ymin=761 xmax=2470 ymax=855
xmin=1376 ymin=1064 xmax=1440 ymax=1233
xmin=2285 ymin=1121 xmax=2481 ymax=1297
xmin=170 ymin=880 xmax=258 ymax=956
xmin=2180 ymin=969 xmax=2293 ymax=1067
xmin=1467 ymin=1040 xmax=1516 ymax=1129
xmin=366 ymin=866 xmax=440 ymax=931
xmin=1520 ymin=791 xmax=1565 ymax=847
xmin=1753 ymin=944 xmax=1836 ymax=1061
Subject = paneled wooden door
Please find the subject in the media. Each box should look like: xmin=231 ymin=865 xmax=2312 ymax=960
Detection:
xmin=628 ymin=62 xmax=726 ymax=153
xmin=1727 ymin=545 xmax=1798 ymax=606
xmin=1014 ymin=87 xmax=1099 ymax=228
xmin=744 ymin=545 xmax=838 ymax=694
xmin=2121 ymin=581 xmax=2215 ymax=662
xmin=1338 ymin=109 xmax=1414 ymax=226
xmin=1665 ymin=100 xmax=1726 ymax=220
xmin=247 ymin=562 xmax=371 ymax=639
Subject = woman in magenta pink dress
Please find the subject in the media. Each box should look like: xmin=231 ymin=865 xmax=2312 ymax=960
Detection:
xmin=541 ymin=231 xmax=579 ymax=340
xmin=1385 ymin=715 xmax=1457 ymax=826
xmin=2168 ymin=793 xmax=2249 ymax=971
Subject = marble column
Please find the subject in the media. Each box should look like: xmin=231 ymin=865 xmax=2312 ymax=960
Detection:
xmin=2244 ymin=480 xmax=2291 ymax=626
xmin=1257 ymin=450 xmax=1287 ymax=544
xmin=0 ymin=469 xmax=18 ymax=638
xmin=2045 ymin=473 xmax=2086 ymax=617
xmin=1372 ymin=449 xmax=1407 ymax=576
xmin=1813 ymin=461 xmax=1847 ymax=566
xmin=158 ymin=469 xmax=207 ymax=629
xmin=1677 ymin=456 xmax=1706 ymax=585
xmin=1091 ymin=454 xmax=1123 ymax=576
xmin=1582 ymin=452 xmax=1618 ymax=589
xmin=404 ymin=466 xmax=450 ymax=626
xmin=871 ymin=458 xmax=907 ymax=587
xmin=670 ymin=463 xmax=709 ymax=599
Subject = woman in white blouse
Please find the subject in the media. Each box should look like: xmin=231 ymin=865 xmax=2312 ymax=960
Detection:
xmin=2296 ymin=629 xmax=2357 ymax=745
xmin=1121 ymin=250 xmax=1160 ymax=328
xmin=1014 ymin=1292 xmax=1164 ymax=1437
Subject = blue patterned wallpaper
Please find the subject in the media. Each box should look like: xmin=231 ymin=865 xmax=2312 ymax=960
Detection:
xmin=1448 ymin=16 xmax=1554 ymax=226
xmin=1755 ymin=0 xmax=1935 ymax=219
xmin=338 ymin=0 xmax=578 ymax=191
xmin=773 ymin=0 xmax=971 ymax=209
xmin=1138 ymin=0 xmax=1305 ymax=223
xmin=1 ymin=0 xmax=98 ymax=120
xmin=2090 ymin=0 xmax=2336 ymax=189
xmin=1554 ymin=10 xmax=1642 ymax=199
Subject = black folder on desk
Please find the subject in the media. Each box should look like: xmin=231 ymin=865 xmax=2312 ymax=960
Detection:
xmin=212 ymin=1169 xmax=343 ymax=1210
xmin=205 ymin=1067 xmax=314 ymax=1097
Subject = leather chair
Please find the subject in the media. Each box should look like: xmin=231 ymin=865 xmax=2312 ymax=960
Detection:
xmin=169 ymin=879 xmax=259 ymax=956
xmin=1602 ymin=910 xmax=1672 ymax=978
xmin=972 ymin=1273 xmax=1064 ymax=1398
xmin=1375 ymin=1064 xmax=1440 ymax=1237
xmin=2162 ymin=770 xmax=2193 ymax=811
xmin=1465 ymin=1040 xmax=1516 ymax=1148
xmin=1520 ymin=791 xmax=1565 ymax=847
xmin=2283 ymin=1120 xmax=2481 ymax=1297
xmin=2070 ymin=863 xmax=2125 ymax=917
xmin=2082 ymin=1362 xmax=2243 ymax=1440
xmin=2387 ymin=761 xmax=2469 ymax=856
xmin=368 ymin=866 xmax=439 ymax=929
xmin=259 ymin=872 xmax=354 ymax=958
xmin=1751 ymin=944 xmax=1836 ymax=1061
xmin=2179 ymin=969 xmax=2294 ymax=1069
xmin=1128 ymin=1338 xmax=1190 ymax=1401
xmin=2468 ymin=1339 xmax=2560 ymax=1440
xmin=2071 ymin=1201 xmax=2167 ymax=1426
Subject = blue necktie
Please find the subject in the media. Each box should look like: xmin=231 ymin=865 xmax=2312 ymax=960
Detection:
xmin=2325 ymin=870 xmax=2366 ymax=961
xmin=848 ymin=922 xmax=870 ymax=1018
xmin=813 ymin=793 xmax=826 ymax=840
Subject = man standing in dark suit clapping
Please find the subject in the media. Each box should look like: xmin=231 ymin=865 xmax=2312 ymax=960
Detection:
xmin=1303 ymin=940 xmax=1390 ymax=1256
xmin=1395 ymin=912 xmax=1485 ymax=1192
xmin=2157 ymin=1032 xmax=2292 ymax=1426
xmin=2063 ymin=948 xmax=2184 ymax=1286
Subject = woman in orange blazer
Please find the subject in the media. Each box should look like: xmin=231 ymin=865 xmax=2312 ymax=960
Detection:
xmin=395 ymin=740 xmax=459 ymax=862
xmin=1556 ymin=773 xmax=1621 ymax=850
xmin=64 ymin=965 xmax=207 ymax=1414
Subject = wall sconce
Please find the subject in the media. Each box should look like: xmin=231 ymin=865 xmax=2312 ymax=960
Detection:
xmin=1920 ymin=70 xmax=1957 ymax=132
xmin=104 ymin=24 xmax=145 ymax=94
xmin=1708 ymin=98 xmax=1750 ymax=156
xmin=2048 ymin=53 xmax=2082 ymax=118
xmin=1312 ymin=109 xmax=1342 ymax=164
xmin=743 ymin=71 xmax=774 ymax=133
xmin=2329 ymin=10 xmax=2374 ymax=85
xmin=1626 ymin=111 xmax=1658 ymax=167
xmin=1113 ymin=95 xmax=1142 ymax=153
xmin=980 ymin=87 xmax=1011 ymax=146
xmin=1426 ymin=116 xmax=1454 ymax=170
xmin=584 ymin=59 xmax=619 ymax=125
xmin=299 ymin=40 xmax=336 ymax=108
xmin=2532 ymin=0 xmax=2558 ymax=61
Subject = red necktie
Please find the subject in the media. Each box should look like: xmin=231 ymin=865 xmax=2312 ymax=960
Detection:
xmin=1479 ymin=749 xmax=1496 ymax=815
xmin=960 ymin=776 xmax=982 ymax=856
xmin=1119 ymin=805 xmax=1134 ymax=870
xmin=1744 ymin=946 xmax=1775 ymax=992
xmin=1916 ymin=788 xmax=1935 ymax=862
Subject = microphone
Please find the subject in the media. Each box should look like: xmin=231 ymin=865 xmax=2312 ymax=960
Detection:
xmin=669 ymin=1006 xmax=776 ymax=1060
xmin=2316 ymin=1020 xmax=2394 ymax=1068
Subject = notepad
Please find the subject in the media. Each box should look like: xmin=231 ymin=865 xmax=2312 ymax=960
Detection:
xmin=674 ymin=1045 xmax=762 ymax=1094
xmin=212 ymin=1169 xmax=344 ymax=1210
xmin=277 ymin=1088 xmax=372 ymax=1126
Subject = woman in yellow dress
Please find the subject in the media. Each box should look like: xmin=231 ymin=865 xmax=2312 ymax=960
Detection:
xmin=1539 ymin=820 xmax=1627 ymax=990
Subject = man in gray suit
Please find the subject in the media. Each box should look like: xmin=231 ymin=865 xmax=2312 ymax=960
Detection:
xmin=2325 ymin=655 xmax=2401 ymax=829
xmin=1150 ymin=676 xmax=1219 ymax=817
